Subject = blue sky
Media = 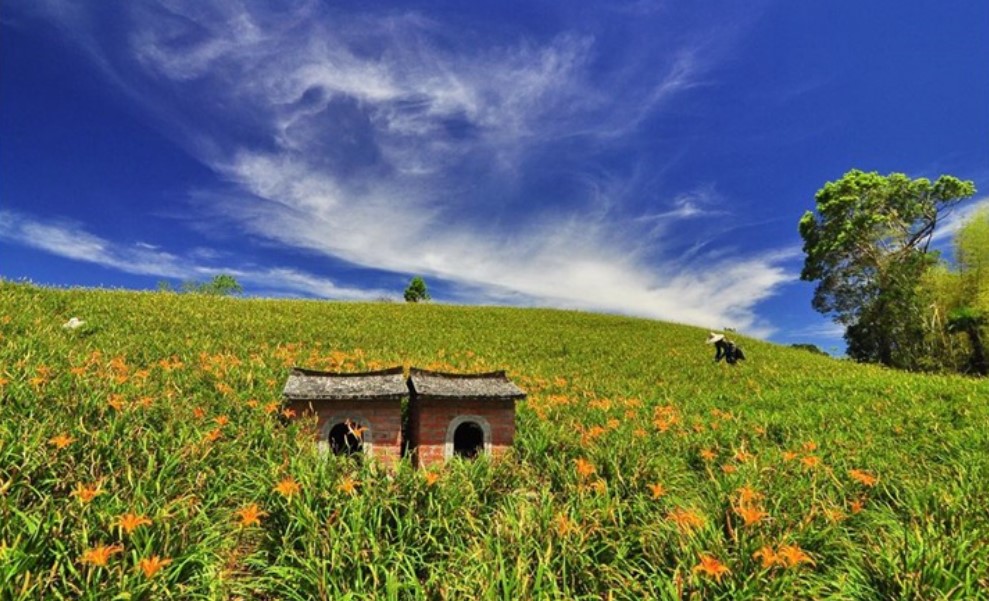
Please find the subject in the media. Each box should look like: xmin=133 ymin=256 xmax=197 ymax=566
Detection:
xmin=2 ymin=1 xmax=987 ymax=352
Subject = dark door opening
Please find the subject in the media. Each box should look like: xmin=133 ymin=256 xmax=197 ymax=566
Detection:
xmin=329 ymin=421 xmax=363 ymax=456
xmin=453 ymin=421 xmax=484 ymax=459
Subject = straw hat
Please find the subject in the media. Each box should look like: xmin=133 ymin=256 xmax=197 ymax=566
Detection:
xmin=705 ymin=332 xmax=725 ymax=344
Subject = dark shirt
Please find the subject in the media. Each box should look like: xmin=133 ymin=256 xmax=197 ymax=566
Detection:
xmin=714 ymin=339 xmax=745 ymax=364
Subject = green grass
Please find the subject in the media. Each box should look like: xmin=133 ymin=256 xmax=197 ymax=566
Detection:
xmin=1 ymin=280 xmax=988 ymax=599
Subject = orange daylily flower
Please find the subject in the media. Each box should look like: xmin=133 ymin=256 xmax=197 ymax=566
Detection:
xmin=107 ymin=394 xmax=126 ymax=411
xmin=648 ymin=483 xmax=667 ymax=499
xmin=801 ymin=455 xmax=821 ymax=470
xmin=192 ymin=407 xmax=206 ymax=419
xmin=692 ymin=554 xmax=730 ymax=582
xmin=574 ymin=458 xmax=596 ymax=479
xmin=849 ymin=498 xmax=865 ymax=514
xmin=346 ymin=420 xmax=367 ymax=439
xmin=203 ymin=428 xmax=222 ymax=443
xmin=554 ymin=513 xmax=575 ymax=537
xmin=81 ymin=544 xmax=123 ymax=567
xmin=720 ymin=464 xmax=737 ymax=474
xmin=848 ymin=469 xmax=878 ymax=487
xmin=137 ymin=555 xmax=172 ymax=578
xmin=667 ymin=508 xmax=705 ymax=532
xmin=235 ymin=503 xmax=267 ymax=527
xmin=782 ymin=451 xmax=799 ymax=462
xmin=117 ymin=513 xmax=152 ymax=535
xmin=752 ymin=545 xmax=779 ymax=569
xmin=777 ymin=544 xmax=815 ymax=567
xmin=733 ymin=448 xmax=754 ymax=463
xmin=281 ymin=408 xmax=297 ymax=419
xmin=423 ymin=472 xmax=440 ymax=487
xmin=274 ymin=477 xmax=301 ymax=498
xmin=49 ymin=433 xmax=75 ymax=449
xmin=736 ymin=486 xmax=761 ymax=505
xmin=263 ymin=402 xmax=279 ymax=415
xmin=338 ymin=477 xmax=357 ymax=495
xmin=734 ymin=504 xmax=767 ymax=527
xmin=802 ymin=440 xmax=818 ymax=452
xmin=214 ymin=415 xmax=229 ymax=427
xmin=699 ymin=448 xmax=717 ymax=462
xmin=73 ymin=483 xmax=102 ymax=504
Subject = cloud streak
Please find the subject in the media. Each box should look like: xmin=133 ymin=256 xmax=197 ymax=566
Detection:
xmin=10 ymin=0 xmax=795 ymax=335
xmin=0 ymin=210 xmax=387 ymax=300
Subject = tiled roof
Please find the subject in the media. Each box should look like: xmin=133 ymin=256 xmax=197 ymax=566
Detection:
xmin=282 ymin=366 xmax=407 ymax=401
xmin=408 ymin=368 xmax=526 ymax=401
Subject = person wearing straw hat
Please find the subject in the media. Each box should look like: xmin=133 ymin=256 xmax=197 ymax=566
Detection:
xmin=706 ymin=332 xmax=745 ymax=365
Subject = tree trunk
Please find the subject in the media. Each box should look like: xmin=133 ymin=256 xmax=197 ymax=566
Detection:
xmin=967 ymin=327 xmax=988 ymax=376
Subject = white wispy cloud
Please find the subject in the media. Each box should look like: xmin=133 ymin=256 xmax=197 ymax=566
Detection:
xmin=931 ymin=195 xmax=989 ymax=246
xmin=9 ymin=0 xmax=795 ymax=335
xmin=0 ymin=210 xmax=386 ymax=300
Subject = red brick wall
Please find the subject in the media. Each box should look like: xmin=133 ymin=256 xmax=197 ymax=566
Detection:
xmin=411 ymin=398 xmax=516 ymax=468
xmin=287 ymin=398 xmax=402 ymax=463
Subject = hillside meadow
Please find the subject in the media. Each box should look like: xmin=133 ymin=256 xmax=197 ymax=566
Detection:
xmin=1 ymin=281 xmax=988 ymax=600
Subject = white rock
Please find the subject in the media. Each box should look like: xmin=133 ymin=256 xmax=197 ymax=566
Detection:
xmin=62 ymin=317 xmax=85 ymax=330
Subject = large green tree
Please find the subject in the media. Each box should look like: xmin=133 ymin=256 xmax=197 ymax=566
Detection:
xmin=799 ymin=170 xmax=975 ymax=367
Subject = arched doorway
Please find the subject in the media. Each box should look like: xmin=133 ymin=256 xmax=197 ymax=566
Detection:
xmin=328 ymin=421 xmax=364 ymax=456
xmin=452 ymin=421 xmax=484 ymax=459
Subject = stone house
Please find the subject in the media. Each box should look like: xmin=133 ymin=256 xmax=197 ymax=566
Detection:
xmin=406 ymin=368 xmax=526 ymax=468
xmin=281 ymin=366 xmax=406 ymax=464
xmin=281 ymin=365 xmax=526 ymax=467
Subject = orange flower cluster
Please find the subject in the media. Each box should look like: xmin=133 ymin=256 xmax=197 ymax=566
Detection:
xmin=693 ymin=554 xmax=730 ymax=582
xmin=117 ymin=513 xmax=152 ymax=535
xmin=235 ymin=503 xmax=267 ymax=527
xmin=73 ymin=483 xmax=102 ymax=504
xmin=648 ymin=483 xmax=667 ymax=499
xmin=81 ymin=544 xmax=123 ymax=567
xmin=49 ymin=433 xmax=75 ymax=449
xmin=574 ymin=458 xmax=596 ymax=479
xmin=274 ymin=477 xmax=301 ymax=498
xmin=107 ymin=394 xmax=126 ymax=411
xmin=752 ymin=543 xmax=815 ymax=569
xmin=734 ymin=486 xmax=767 ymax=527
xmin=801 ymin=455 xmax=821 ymax=470
xmin=338 ymin=477 xmax=357 ymax=495
xmin=848 ymin=469 xmax=878 ymax=487
xmin=667 ymin=508 xmax=705 ymax=533
xmin=580 ymin=425 xmax=606 ymax=445
xmin=652 ymin=405 xmax=680 ymax=432
xmin=553 ymin=513 xmax=576 ymax=537
xmin=138 ymin=555 xmax=172 ymax=578
xmin=117 ymin=513 xmax=151 ymax=534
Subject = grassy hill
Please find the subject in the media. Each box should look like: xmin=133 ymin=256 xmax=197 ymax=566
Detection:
xmin=1 ymin=281 xmax=988 ymax=600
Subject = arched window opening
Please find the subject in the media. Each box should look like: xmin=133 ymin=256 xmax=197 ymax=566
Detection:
xmin=453 ymin=421 xmax=484 ymax=459
xmin=328 ymin=421 xmax=364 ymax=456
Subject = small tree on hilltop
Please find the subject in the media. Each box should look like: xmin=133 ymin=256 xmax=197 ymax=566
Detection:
xmin=180 ymin=274 xmax=243 ymax=296
xmin=404 ymin=276 xmax=430 ymax=303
